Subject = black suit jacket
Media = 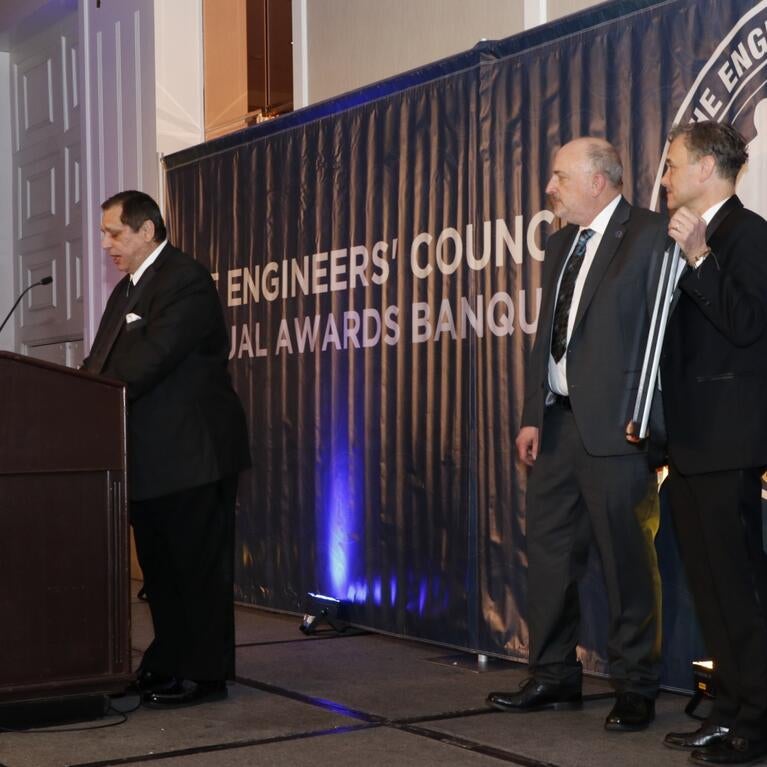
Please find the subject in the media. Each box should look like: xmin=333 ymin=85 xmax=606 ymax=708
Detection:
xmin=660 ymin=196 xmax=767 ymax=475
xmin=521 ymin=197 xmax=668 ymax=456
xmin=83 ymin=243 xmax=250 ymax=501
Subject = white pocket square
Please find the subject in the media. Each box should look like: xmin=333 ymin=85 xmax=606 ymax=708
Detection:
xmin=126 ymin=312 xmax=142 ymax=324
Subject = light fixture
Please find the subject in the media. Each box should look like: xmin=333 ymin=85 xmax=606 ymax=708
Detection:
xmin=299 ymin=592 xmax=349 ymax=635
xmin=685 ymin=659 xmax=715 ymax=719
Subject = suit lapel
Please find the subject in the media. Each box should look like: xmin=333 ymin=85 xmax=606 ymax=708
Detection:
xmin=706 ymin=195 xmax=742 ymax=241
xmin=571 ymin=197 xmax=631 ymax=335
xmin=90 ymin=253 xmax=164 ymax=373
xmin=87 ymin=276 xmax=131 ymax=374
xmin=124 ymin=258 xmax=159 ymax=314
xmin=545 ymin=225 xmax=579 ymax=294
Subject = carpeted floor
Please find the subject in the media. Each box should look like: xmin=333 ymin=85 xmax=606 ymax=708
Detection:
xmin=0 ymin=581 xmax=725 ymax=767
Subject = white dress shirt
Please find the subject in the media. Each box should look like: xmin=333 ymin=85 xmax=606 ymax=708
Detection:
xmin=548 ymin=194 xmax=622 ymax=396
xmin=131 ymin=239 xmax=168 ymax=286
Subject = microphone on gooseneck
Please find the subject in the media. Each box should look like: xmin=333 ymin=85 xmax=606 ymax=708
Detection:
xmin=0 ymin=276 xmax=54 ymax=335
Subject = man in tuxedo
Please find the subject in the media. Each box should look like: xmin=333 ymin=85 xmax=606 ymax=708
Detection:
xmin=658 ymin=122 xmax=767 ymax=765
xmin=83 ymin=190 xmax=250 ymax=708
xmin=487 ymin=138 xmax=666 ymax=731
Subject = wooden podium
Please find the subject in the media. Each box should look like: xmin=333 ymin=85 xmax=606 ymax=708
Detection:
xmin=0 ymin=352 xmax=131 ymax=707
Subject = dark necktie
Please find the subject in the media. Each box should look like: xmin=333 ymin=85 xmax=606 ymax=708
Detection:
xmin=550 ymin=228 xmax=595 ymax=362
xmin=86 ymin=278 xmax=133 ymax=374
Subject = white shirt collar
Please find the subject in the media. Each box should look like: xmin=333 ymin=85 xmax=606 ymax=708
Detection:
xmin=701 ymin=196 xmax=730 ymax=225
xmin=131 ymin=240 xmax=168 ymax=285
xmin=581 ymin=194 xmax=623 ymax=236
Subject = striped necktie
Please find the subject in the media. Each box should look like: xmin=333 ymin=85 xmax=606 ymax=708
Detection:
xmin=550 ymin=228 xmax=594 ymax=362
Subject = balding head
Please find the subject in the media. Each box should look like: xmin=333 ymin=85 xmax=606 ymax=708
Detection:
xmin=545 ymin=137 xmax=624 ymax=226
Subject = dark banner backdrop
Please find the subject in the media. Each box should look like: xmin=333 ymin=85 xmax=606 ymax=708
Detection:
xmin=165 ymin=0 xmax=767 ymax=688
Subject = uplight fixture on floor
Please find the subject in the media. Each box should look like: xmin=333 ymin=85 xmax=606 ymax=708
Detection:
xmin=686 ymin=659 xmax=715 ymax=719
xmin=299 ymin=592 xmax=350 ymax=635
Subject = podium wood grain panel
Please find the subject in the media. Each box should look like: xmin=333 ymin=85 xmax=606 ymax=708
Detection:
xmin=0 ymin=352 xmax=131 ymax=703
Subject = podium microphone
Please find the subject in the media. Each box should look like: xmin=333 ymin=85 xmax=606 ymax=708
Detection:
xmin=0 ymin=276 xmax=54 ymax=335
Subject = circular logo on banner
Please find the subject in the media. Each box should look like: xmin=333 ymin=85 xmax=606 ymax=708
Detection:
xmin=650 ymin=0 xmax=767 ymax=218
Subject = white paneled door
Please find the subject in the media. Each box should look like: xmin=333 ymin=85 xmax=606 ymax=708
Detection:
xmin=11 ymin=9 xmax=83 ymax=365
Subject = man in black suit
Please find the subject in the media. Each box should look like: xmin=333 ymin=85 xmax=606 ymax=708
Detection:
xmin=83 ymin=190 xmax=250 ymax=708
xmin=488 ymin=138 xmax=666 ymax=731
xmin=658 ymin=122 xmax=767 ymax=765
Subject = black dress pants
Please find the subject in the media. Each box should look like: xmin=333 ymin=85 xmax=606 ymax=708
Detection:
xmin=131 ymin=475 xmax=238 ymax=682
xmin=667 ymin=465 xmax=767 ymax=740
xmin=525 ymin=403 xmax=661 ymax=696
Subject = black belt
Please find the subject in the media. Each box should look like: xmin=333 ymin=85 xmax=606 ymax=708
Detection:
xmin=551 ymin=394 xmax=571 ymax=410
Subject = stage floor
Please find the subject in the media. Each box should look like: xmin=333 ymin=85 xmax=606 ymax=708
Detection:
xmin=0 ymin=582 xmax=708 ymax=767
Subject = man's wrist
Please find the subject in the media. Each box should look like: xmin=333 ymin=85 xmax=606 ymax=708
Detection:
xmin=686 ymin=246 xmax=711 ymax=267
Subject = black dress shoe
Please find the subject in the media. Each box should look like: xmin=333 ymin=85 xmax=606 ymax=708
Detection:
xmin=664 ymin=722 xmax=730 ymax=750
xmin=487 ymin=678 xmax=582 ymax=713
xmin=143 ymin=679 xmax=228 ymax=709
xmin=691 ymin=736 xmax=767 ymax=764
xmin=131 ymin=669 xmax=176 ymax=693
xmin=604 ymin=692 xmax=655 ymax=731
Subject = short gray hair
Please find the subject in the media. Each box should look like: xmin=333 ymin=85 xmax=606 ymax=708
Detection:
xmin=586 ymin=140 xmax=623 ymax=188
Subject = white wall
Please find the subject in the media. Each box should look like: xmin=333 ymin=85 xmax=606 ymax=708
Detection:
xmin=293 ymin=0 xmax=606 ymax=108
xmin=549 ymin=0 xmax=604 ymax=22
xmin=298 ymin=0 xmax=528 ymax=106
xmin=154 ymin=0 xmax=204 ymax=158
xmin=0 ymin=51 xmax=13 ymax=351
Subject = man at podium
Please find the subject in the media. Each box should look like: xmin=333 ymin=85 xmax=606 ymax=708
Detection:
xmin=82 ymin=190 xmax=250 ymax=708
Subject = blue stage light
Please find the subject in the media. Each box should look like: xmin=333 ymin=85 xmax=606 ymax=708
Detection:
xmin=347 ymin=580 xmax=367 ymax=603
xmin=324 ymin=445 xmax=356 ymax=597
xmin=418 ymin=578 xmax=428 ymax=614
